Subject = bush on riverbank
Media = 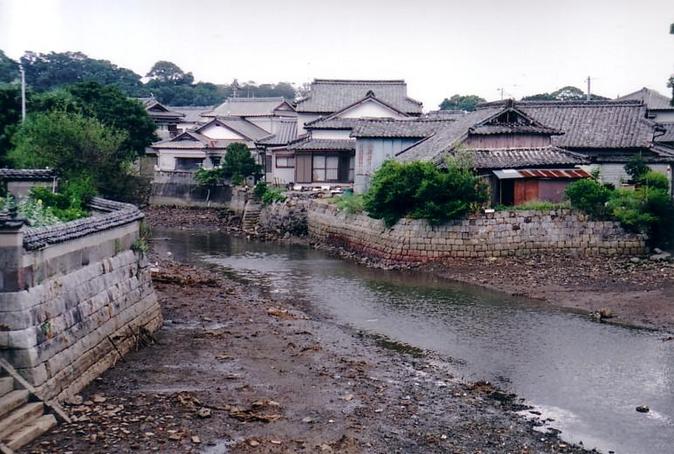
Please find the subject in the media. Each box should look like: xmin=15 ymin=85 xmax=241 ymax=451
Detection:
xmin=566 ymin=172 xmax=674 ymax=247
xmin=363 ymin=157 xmax=488 ymax=227
xmin=335 ymin=193 xmax=364 ymax=214
xmin=253 ymin=181 xmax=286 ymax=205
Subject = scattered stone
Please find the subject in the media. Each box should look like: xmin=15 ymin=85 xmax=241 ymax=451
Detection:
xmin=92 ymin=394 xmax=107 ymax=403
xmin=196 ymin=408 xmax=212 ymax=418
xmin=636 ymin=405 xmax=650 ymax=413
xmin=191 ymin=436 xmax=201 ymax=444
xmin=630 ymin=257 xmax=640 ymax=264
xmin=247 ymin=439 xmax=260 ymax=447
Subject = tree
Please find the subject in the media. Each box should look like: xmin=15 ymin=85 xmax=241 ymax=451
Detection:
xmin=146 ymin=61 xmax=194 ymax=85
xmin=439 ymin=94 xmax=485 ymax=111
xmin=522 ymin=85 xmax=609 ymax=101
xmin=0 ymin=50 xmax=19 ymax=83
xmin=8 ymin=111 xmax=126 ymax=195
xmin=363 ymin=157 xmax=488 ymax=227
xmin=668 ymin=76 xmax=674 ymax=107
xmin=20 ymin=51 xmax=145 ymax=95
xmin=65 ymin=82 xmax=157 ymax=159
xmin=194 ymin=143 xmax=261 ymax=186
xmin=0 ymin=84 xmax=22 ymax=166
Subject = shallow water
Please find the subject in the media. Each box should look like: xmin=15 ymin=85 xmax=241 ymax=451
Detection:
xmin=154 ymin=230 xmax=674 ymax=454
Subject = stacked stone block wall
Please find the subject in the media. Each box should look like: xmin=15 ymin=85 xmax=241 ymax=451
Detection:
xmin=0 ymin=201 xmax=162 ymax=402
xmin=307 ymin=201 xmax=646 ymax=266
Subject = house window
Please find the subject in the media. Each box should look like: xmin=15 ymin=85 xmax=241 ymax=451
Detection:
xmin=348 ymin=156 xmax=355 ymax=182
xmin=276 ymin=156 xmax=295 ymax=168
xmin=313 ymin=154 xmax=339 ymax=182
xmin=175 ymin=158 xmax=204 ymax=171
xmin=211 ymin=156 xmax=222 ymax=167
xmin=265 ymin=155 xmax=273 ymax=173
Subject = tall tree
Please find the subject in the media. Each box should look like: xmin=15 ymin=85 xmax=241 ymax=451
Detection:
xmin=146 ymin=61 xmax=194 ymax=85
xmin=438 ymin=95 xmax=486 ymax=111
xmin=19 ymin=51 xmax=145 ymax=95
xmin=0 ymin=84 xmax=22 ymax=166
xmin=0 ymin=50 xmax=19 ymax=83
xmin=522 ymin=86 xmax=608 ymax=101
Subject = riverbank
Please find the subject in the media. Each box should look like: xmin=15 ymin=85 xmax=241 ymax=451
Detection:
xmin=25 ymin=257 xmax=585 ymax=453
xmin=146 ymin=206 xmax=674 ymax=333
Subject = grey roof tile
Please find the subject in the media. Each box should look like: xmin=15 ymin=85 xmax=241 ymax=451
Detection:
xmin=616 ymin=88 xmax=674 ymax=110
xmin=205 ymin=97 xmax=295 ymax=117
xmin=0 ymin=168 xmax=55 ymax=181
xmin=287 ymin=137 xmax=355 ymax=151
xmin=296 ymin=79 xmax=422 ymax=114
xmin=465 ymin=147 xmax=588 ymax=170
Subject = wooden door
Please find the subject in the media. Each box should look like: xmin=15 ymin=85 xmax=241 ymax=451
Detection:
xmin=514 ymin=179 xmax=539 ymax=205
xmin=295 ymin=153 xmax=312 ymax=183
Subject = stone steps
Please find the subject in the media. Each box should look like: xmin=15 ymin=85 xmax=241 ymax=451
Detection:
xmin=242 ymin=202 xmax=262 ymax=233
xmin=0 ymin=362 xmax=67 ymax=453
xmin=5 ymin=414 xmax=57 ymax=451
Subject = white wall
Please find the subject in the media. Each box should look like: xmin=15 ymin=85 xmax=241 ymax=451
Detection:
xmin=311 ymin=129 xmax=352 ymax=140
xmin=270 ymin=149 xmax=295 ymax=185
xmin=653 ymin=111 xmax=674 ymax=123
xmin=340 ymin=100 xmax=406 ymax=119
xmin=156 ymin=149 xmax=207 ymax=171
xmin=199 ymin=123 xmax=246 ymax=140
xmin=297 ymin=113 xmax=322 ymax=134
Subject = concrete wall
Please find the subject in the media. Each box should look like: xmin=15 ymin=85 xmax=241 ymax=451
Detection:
xmin=150 ymin=171 xmax=232 ymax=207
xmin=307 ymin=200 xmax=646 ymax=266
xmin=0 ymin=199 xmax=162 ymax=401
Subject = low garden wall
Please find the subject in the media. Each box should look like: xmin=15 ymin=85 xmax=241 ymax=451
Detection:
xmin=150 ymin=170 xmax=231 ymax=207
xmin=307 ymin=200 xmax=646 ymax=266
xmin=0 ymin=198 xmax=162 ymax=401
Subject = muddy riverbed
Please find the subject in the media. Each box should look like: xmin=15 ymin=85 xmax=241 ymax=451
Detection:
xmin=24 ymin=245 xmax=586 ymax=453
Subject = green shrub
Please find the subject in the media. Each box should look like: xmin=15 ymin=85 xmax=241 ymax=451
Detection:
xmin=624 ymin=155 xmax=649 ymax=183
xmin=194 ymin=143 xmax=262 ymax=187
xmin=363 ymin=157 xmax=488 ymax=227
xmin=606 ymin=189 xmax=656 ymax=233
xmin=565 ymin=178 xmax=613 ymax=219
xmin=261 ymin=187 xmax=286 ymax=205
xmin=495 ymin=200 xmax=570 ymax=211
xmin=253 ymin=181 xmax=268 ymax=200
xmin=638 ymin=171 xmax=670 ymax=192
xmin=335 ymin=193 xmax=364 ymax=214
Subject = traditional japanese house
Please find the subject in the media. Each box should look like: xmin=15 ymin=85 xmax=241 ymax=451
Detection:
xmin=261 ymin=79 xmax=423 ymax=186
xmin=138 ymin=97 xmax=185 ymax=139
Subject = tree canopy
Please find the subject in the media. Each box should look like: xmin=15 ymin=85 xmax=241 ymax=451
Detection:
xmin=438 ymin=94 xmax=486 ymax=111
xmin=20 ymin=51 xmax=145 ymax=95
xmin=0 ymin=50 xmax=19 ymax=84
xmin=521 ymin=86 xmax=609 ymax=101
xmin=4 ymin=50 xmax=298 ymax=106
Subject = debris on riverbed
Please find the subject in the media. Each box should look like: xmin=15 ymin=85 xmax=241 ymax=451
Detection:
xmin=25 ymin=256 xmax=589 ymax=453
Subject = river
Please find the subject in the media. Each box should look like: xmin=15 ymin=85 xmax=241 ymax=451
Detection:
xmin=154 ymin=229 xmax=674 ymax=454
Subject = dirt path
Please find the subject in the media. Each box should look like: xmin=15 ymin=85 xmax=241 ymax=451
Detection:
xmin=25 ymin=259 xmax=585 ymax=454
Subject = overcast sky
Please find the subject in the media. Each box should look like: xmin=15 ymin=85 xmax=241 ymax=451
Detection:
xmin=1 ymin=0 xmax=673 ymax=109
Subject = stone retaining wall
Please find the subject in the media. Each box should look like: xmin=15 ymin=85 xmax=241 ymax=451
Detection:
xmin=0 ymin=199 xmax=162 ymax=401
xmin=307 ymin=201 xmax=646 ymax=266
xmin=150 ymin=171 xmax=231 ymax=208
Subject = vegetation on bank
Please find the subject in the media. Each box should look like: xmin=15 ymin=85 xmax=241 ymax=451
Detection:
xmin=194 ymin=143 xmax=262 ymax=187
xmin=566 ymin=158 xmax=674 ymax=247
xmin=1 ymin=81 xmax=155 ymax=205
xmin=361 ymin=155 xmax=489 ymax=227
xmin=253 ymin=181 xmax=286 ymax=205
xmin=0 ymin=184 xmax=90 ymax=227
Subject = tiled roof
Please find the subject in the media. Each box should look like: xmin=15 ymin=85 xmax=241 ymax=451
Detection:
xmin=204 ymin=97 xmax=294 ymax=117
xmin=287 ymin=137 xmax=356 ymax=151
xmin=485 ymin=100 xmax=657 ymax=149
xmin=464 ymin=147 xmax=589 ymax=170
xmin=196 ymin=117 xmax=271 ymax=141
xmin=616 ymin=88 xmax=674 ymax=110
xmin=656 ymin=124 xmax=674 ymax=143
xmin=152 ymin=131 xmax=235 ymax=150
xmin=350 ymin=118 xmax=455 ymax=138
xmin=168 ymin=105 xmax=214 ymax=123
xmin=23 ymin=197 xmax=143 ymax=250
xmin=0 ymin=168 xmax=55 ymax=181
xmin=256 ymin=118 xmax=298 ymax=146
xmin=296 ymin=79 xmax=422 ymax=114
xmin=398 ymin=108 xmax=501 ymax=162
xmin=305 ymin=118 xmax=368 ymax=130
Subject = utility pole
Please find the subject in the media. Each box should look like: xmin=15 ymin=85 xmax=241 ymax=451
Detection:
xmin=19 ymin=64 xmax=26 ymax=121
xmin=498 ymin=88 xmax=504 ymax=100
xmin=586 ymin=76 xmax=591 ymax=101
